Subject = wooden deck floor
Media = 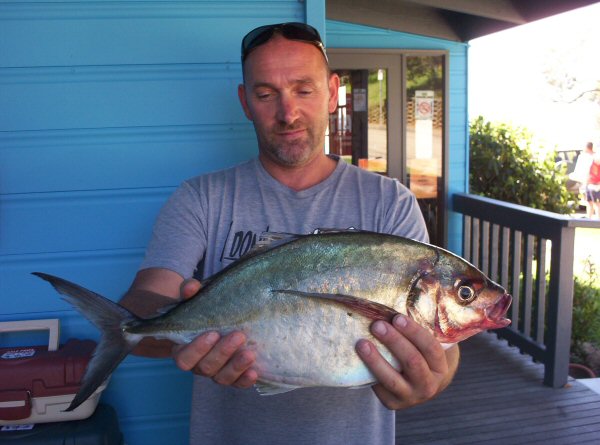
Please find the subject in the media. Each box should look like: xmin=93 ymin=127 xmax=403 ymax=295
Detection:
xmin=395 ymin=332 xmax=600 ymax=444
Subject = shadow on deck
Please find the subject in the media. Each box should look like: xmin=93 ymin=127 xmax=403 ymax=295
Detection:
xmin=395 ymin=332 xmax=600 ymax=444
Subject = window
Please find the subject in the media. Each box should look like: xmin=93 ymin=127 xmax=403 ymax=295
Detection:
xmin=328 ymin=69 xmax=388 ymax=174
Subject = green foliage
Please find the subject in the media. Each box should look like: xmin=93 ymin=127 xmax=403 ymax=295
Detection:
xmin=406 ymin=55 xmax=443 ymax=97
xmin=571 ymin=258 xmax=600 ymax=364
xmin=469 ymin=116 xmax=573 ymax=214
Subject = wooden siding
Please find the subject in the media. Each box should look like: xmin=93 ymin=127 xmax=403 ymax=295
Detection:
xmin=1 ymin=2 xmax=306 ymax=443
xmin=1 ymin=4 xmax=470 ymax=445
xmin=396 ymin=332 xmax=600 ymax=444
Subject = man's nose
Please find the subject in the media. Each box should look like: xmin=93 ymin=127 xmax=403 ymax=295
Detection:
xmin=276 ymin=94 xmax=300 ymax=124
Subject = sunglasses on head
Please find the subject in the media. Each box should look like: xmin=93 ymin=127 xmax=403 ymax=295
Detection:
xmin=241 ymin=22 xmax=328 ymax=63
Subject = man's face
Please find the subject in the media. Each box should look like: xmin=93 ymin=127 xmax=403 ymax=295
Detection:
xmin=238 ymin=35 xmax=339 ymax=168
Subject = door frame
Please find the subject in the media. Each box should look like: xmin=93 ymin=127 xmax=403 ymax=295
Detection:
xmin=328 ymin=48 xmax=450 ymax=246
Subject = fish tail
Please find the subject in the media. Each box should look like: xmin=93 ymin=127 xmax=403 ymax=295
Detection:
xmin=32 ymin=272 xmax=141 ymax=412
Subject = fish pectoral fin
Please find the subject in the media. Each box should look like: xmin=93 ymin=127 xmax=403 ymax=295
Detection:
xmin=272 ymin=290 xmax=399 ymax=322
xmin=254 ymin=381 xmax=300 ymax=396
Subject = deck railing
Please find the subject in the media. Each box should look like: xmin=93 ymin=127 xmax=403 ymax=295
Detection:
xmin=452 ymin=193 xmax=600 ymax=388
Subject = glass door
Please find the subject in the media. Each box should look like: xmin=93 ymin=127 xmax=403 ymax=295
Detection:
xmin=328 ymin=50 xmax=447 ymax=246
xmin=405 ymin=54 xmax=446 ymax=246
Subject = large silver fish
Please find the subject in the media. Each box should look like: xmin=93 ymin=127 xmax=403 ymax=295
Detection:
xmin=33 ymin=230 xmax=511 ymax=411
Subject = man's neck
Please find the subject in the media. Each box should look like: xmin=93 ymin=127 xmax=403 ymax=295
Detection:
xmin=259 ymin=153 xmax=337 ymax=191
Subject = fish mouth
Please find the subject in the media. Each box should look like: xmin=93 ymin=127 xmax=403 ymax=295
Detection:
xmin=483 ymin=293 xmax=512 ymax=329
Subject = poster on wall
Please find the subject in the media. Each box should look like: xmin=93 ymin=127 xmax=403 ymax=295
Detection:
xmin=415 ymin=90 xmax=434 ymax=159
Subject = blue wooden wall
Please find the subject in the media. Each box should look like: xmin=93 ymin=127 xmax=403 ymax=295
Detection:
xmin=0 ymin=2 xmax=467 ymax=444
xmin=1 ymin=1 xmax=306 ymax=443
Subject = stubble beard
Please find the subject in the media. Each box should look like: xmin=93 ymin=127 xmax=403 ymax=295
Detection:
xmin=259 ymin=115 xmax=329 ymax=168
xmin=266 ymin=134 xmax=317 ymax=167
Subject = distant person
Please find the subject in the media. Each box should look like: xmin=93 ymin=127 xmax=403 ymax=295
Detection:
xmin=587 ymin=153 xmax=600 ymax=219
xmin=571 ymin=142 xmax=595 ymax=217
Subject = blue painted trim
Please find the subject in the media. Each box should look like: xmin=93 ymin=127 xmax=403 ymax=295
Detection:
xmin=305 ymin=0 xmax=326 ymax=45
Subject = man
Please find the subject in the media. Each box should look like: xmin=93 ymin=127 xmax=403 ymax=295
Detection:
xmin=120 ymin=23 xmax=459 ymax=444
xmin=587 ymin=153 xmax=600 ymax=219
xmin=571 ymin=142 xmax=595 ymax=217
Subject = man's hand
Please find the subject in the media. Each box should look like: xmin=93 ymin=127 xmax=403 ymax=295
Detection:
xmin=356 ymin=314 xmax=459 ymax=410
xmin=170 ymin=278 xmax=258 ymax=389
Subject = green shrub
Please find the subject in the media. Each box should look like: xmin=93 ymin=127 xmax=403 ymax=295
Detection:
xmin=469 ymin=116 xmax=573 ymax=214
xmin=571 ymin=259 xmax=600 ymax=345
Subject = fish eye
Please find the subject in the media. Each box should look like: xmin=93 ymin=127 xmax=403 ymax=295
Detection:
xmin=458 ymin=285 xmax=475 ymax=302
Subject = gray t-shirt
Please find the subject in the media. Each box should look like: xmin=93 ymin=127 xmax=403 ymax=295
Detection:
xmin=141 ymin=156 xmax=428 ymax=445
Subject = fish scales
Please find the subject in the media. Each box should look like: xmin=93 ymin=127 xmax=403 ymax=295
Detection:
xmin=33 ymin=230 xmax=511 ymax=410
xmin=131 ymin=234 xmax=418 ymax=386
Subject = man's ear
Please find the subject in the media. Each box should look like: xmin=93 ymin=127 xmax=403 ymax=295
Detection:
xmin=238 ymin=84 xmax=253 ymax=121
xmin=328 ymin=73 xmax=340 ymax=114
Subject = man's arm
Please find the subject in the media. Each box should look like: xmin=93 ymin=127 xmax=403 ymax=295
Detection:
xmin=119 ymin=268 xmax=187 ymax=357
xmin=356 ymin=314 xmax=460 ymax=410
xmin=119 ymin=270 xmax=258 ymax=387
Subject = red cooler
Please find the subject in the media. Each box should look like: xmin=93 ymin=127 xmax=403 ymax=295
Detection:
xmin=0 ymin=319 xmax=107 ymax=425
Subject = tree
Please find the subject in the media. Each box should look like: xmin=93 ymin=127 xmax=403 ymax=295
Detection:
xmin=544 ymin=61 xmax=600 ymax=105
xmin=469 ymin=116 xmax=573 ymax=214
xmin=542 ymin=40 xmax=600 ymax=105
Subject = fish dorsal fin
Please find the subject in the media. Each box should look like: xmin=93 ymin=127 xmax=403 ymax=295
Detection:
xmin=242 ymin=228 xmax=364 ymax=258
xmin=257 ymin=231 xmax=300 ymax=248
xmin=272 ymin=290 xmax=398 ymax=322
xmin=199 ymin=232 xmax=304 ymax=286
xmin=255 ymin=381 xmax=300 ymax=396
xmin=242 ymin=232 xmax=301 ymax=258
xmin=311 ymin=227 xmax=361 ymax=234
xmin=349 ymin=382 xmax=375 ymax=390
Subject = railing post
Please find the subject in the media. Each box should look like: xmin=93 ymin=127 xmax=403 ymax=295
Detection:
xmin=544 ymin=226 xmax=576 ymax=388
xmin=453 ymin=193 xmax=600 ymax=387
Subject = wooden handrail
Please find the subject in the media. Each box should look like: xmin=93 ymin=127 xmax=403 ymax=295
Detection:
xmin=452 ymin=193 xmax=600 ymax=387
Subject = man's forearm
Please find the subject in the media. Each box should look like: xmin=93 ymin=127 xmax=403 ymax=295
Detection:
xmin=119 ymin=289 xmax=181 ymax=358
xmin=120 ymin=289 xmax=180 ymax=318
